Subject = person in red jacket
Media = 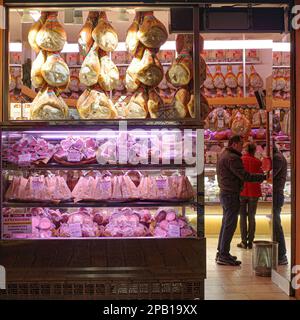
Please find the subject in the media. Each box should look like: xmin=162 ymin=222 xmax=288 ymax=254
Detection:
xmin=238 ymin=143 xmax=263 ymax=249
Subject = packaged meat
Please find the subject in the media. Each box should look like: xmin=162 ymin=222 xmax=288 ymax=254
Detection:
xmin=28 ymin=12 xmax=48 ymax=53
xmin=137 ymin=12 xmax=168 ymax=49
xmin=213 ymin=65 xmax=226 ymax=89
xmin=79 ymin=43 xmax=101 ymax=87
xmin=30 ymin=87 xmax=69 ymax=120
xmin=78 ymin=11 xmax=99 ymax=56
xmin=166 ymin=51 xmax=193 ymax=87
xmin=125 ymin=12 xmax=141 ymax=55
xmin=249 ymin=65 xmax=263 ymax=89
xmin=93 ymin=174 xmax=113 ymax=200
xmin=135 ymin=48 xmax=164 ymax=87
xmin=98 ymin=54 xmax=119 ymax=91
xmin=31 ymin=51 xmax=47 ymax=88
xmin=36 ymin=12 xmax=67 ymax=52
xmin=76 ymin=89 xmax=117 ymax=119
xmin=72 ymin=176 xmax=95 ymax=202
xmin=41 ymin=53 xmax=70 ymax=88
xmin=92 ymin=11 xmax=118 ymax=52
xmin=224 ymin=65 xmax=238 ymax=89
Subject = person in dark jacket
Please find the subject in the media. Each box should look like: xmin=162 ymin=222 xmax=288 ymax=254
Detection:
xmin=238 ymin=143 xmax=263 ymax=250
xmin=216 ymin=135 xmax=266 ymax=266
xmin=273 ymin=146 xmax=288 ymax=265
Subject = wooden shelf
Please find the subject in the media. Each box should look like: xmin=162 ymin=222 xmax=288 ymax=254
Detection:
xmin=272 ymin=99 xmax=290 ymax=109
xmin=207 ymin=97 xmax=258 ymax=105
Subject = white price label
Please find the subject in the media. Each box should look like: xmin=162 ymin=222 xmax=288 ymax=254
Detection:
xmin=67 ymin=150 xmax=81 ymax=162
xmin=68 ymin=223 xmax=82 ymax=237
xmin=156 ymin=178 xmax=167 ymax=189
xmin=168 ymin=224 xmax=181 ymax=238
xmin=18 ymin=154 xmax=31 ymax=165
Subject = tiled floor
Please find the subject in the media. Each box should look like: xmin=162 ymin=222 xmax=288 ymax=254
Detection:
xmin=205 ymin=237 xmax=294 ymax=300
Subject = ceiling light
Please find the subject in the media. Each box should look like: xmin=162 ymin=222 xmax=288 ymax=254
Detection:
xmin=9 ymin=42 xmax=22 ymax=52
xmin=272 ymin=42 xmax=290 ymax=52
xmin=61 ymin=43 xmax=79 ymax=53
xmin=21 ymin=9 xmax=34 ymax=23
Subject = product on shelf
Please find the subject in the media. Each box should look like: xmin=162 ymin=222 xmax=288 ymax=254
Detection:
xmin=137 ymin=12 xmax=168 ymax=49
xmin=125 ymin=44 xmax=144 ymax=92
xmin=35 ymin=12 xmax=67 ymax=52
xmin=147 ymin=88 xmax=164 ymax=118
xmin=153 ymin=208 xmax=195 ymax=238
xmin=166 ymin=51 xmax=193 ymax=87
xmin=125 ymin=12 xmax=140 ymax=56
xmin=205 ymin=107 xmax=231 ymax=131
xmin=230 ymin=111 xmax=251 ymax=137
xmin=213 ymin=65 xmax=226 ymax=90
xmin=5 ymin=175 xmax=72 ymax=202
xmin=77 ymin=89 xmax=117 ymax=119
xmin=237 ymin=65 xmax=249 ymax=88
xmin=54 ymin=137 xmax=98 ymax=164
xmin=98 ymin=54 xmax=120 ymax=91
xmin=249 ymin=65 xmax=263 ymax=90
xmin=172 ymin=88 xmax=190 ymax=119
xmin=31 ymin=51 xmax=47 ymax=88
xmin=79 ymin=43 xmax=101 ymax=87
xmin=28 ymin=11 xmax=48 ymax=53
xmin=5 ymin=135 xmax=57 ymax=165
xmin=78 ymin=11 xmax=99 ymax=56
xmin=30 ymin=87 xmax=69 ymax=120
xmin=224 ymin=65 xmax=238 ymax=89
xmin=124 ymin=88 xmax=148 ymax=118
xmin=92 ymin=11 xmax=118 ymax=52
xmin=41 ymin=53 xmax=70 ymax=88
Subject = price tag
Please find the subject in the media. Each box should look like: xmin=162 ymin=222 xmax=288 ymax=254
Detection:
xmin=18 ymin=154 xmax=31 ymax=165
xmin=68 ymin=223 xmax=82 ymax=237
xmin=217 ymin=118 xmax=224 ymax=129
xmin=32 ymin=177 xmax=43 ymax=191
xmin=168 ymin=224 xmax=181 ymax=238
xmin=156 ymin=178 xmax=167 ymax=189
xmin=67 ymin=150 xmax=81 ymax=162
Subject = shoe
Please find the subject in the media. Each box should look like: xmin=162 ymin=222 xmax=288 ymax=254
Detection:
xmin=216 ymin=252 xmax=237 ymax=261
xmin=237 ymin=242 xmax=247 ymax=249
xmin=217 ymin=255 xmax=242 ymax=266
xmin=278 ymin=256 xmax=288 ymax=265
xmin=247 ymin=242 xmax=253 ymax=249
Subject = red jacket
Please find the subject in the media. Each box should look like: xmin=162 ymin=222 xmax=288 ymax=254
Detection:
xmin=240 ymin=153 xmax=263 ymax=198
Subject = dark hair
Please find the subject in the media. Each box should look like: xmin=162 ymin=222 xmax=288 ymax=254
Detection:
xmin=246 ymin=143 xmax=257 ymax=156
xmin=228 ymin=135 xmax=242 ymax=146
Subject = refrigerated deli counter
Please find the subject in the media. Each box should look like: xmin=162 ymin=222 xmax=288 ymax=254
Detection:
xmin=0 ymin=3 xmax=206 ymax=299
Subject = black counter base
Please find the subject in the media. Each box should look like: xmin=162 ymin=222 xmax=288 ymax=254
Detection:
xmin=0 ymin=238 xmax=206 ymax=300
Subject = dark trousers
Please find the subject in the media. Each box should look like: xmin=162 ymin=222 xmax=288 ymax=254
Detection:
xmin=239 ymin=196 xmax=258 ymax=244
xmin=273 ymin=192 xmax=287 ymax=259
xmin=217 ymin=193 xmax=240 ymax=257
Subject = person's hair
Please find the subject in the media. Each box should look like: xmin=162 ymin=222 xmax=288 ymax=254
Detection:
xmin=246 ymin=143 xmax=257 ymax=156
xmin=228 ymin=135 xmax=242 ymax=147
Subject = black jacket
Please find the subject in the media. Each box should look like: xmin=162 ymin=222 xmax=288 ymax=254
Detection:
xmin=217 ymin=147 xmax=265 ymax=194
xmin=273 ymin=149 xmax=287 ymax=193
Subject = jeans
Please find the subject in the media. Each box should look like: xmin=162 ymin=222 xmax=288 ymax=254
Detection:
xmin=273 ymin=192 xmax=287 ymax=259
xmin=239 ymin=196 xmax=258 ymax=244
xmin=217 ymin=193 xmax=240 ymax=257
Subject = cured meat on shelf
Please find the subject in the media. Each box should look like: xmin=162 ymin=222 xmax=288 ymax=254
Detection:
xmin=125 ymin=89 xmax=148 ymax=118
xmin=30 ymin=87 xmax=69 ymax=120
xmin=205 ymin=107 xmax=231 ymax=131
xmin=135 ymin=48 xmax=164 ymax=87
xmin=224 ymin=65 xmax=238 ymax=89
xmin=153 ymin=208 xmax=195 ymax=238
xmin=125 ymin=12 xmax=141 ymax=56
xmin=72 ymin=176 xmax=95 ymax=202
xmin=31 ymin=51 xmax=47 ymax=88
xmin=237 ymin=65 xmax=249 ymax=88
xmin=187 ymin=93 xmax=211 ymax=119
xmin=166 ymin=51 xmax=193 ymax=87
xmin=204 ymin=67 xmax=215 ymax=90
xmin=249 ymin=65 xmax=263 ymax=89
xmin=54 ymin=137 xmax=98 ymax=164
xmin=137 ymin=12 xmax=168 ymax=49
xmin=41 ymin=53 xmax=70 ymax=88
xmin=76 ymin=89 xmax=117 ymax=119
xmin=274 ymin=69 xmax=286 ymax=91
xmin=98 ymin=54 xmax=119 ymax=91
xmin=28 ymin=12 xmax=48 ymax=53
xmin=172 ymin=88 xmax=190 ymax=119
xmin=79 ymin=43 xmax=101 ymax=87
xmin=230 ymin=111 xmax=251 ymax=137
xmin=35 ymin=12 xmax=67 ymax=52
xmin=78 ymin=11 xmax=99 ymax=56
xmin=176 ymin=34 xmax=204 ymax=55
xmin=125 ymin=45 xmax=144 ymax=91
xmin=5 ymin=175 xmax=72 ymax=202
xmin=147 ymin=88 xmax=164 ymax=118
xmin=92 ymin=11 xmax=118 ymax=52
xmin=213 ymin=65 xmax=226 ymax=89
xmin=93 ymin=175 xmax=113 ymax=200
xmin=5 ymin=135 xmax=57 ymax=165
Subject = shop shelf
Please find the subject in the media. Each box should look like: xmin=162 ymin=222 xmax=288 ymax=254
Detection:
xmin=2 ymin=200 xmax=200 ymax=209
